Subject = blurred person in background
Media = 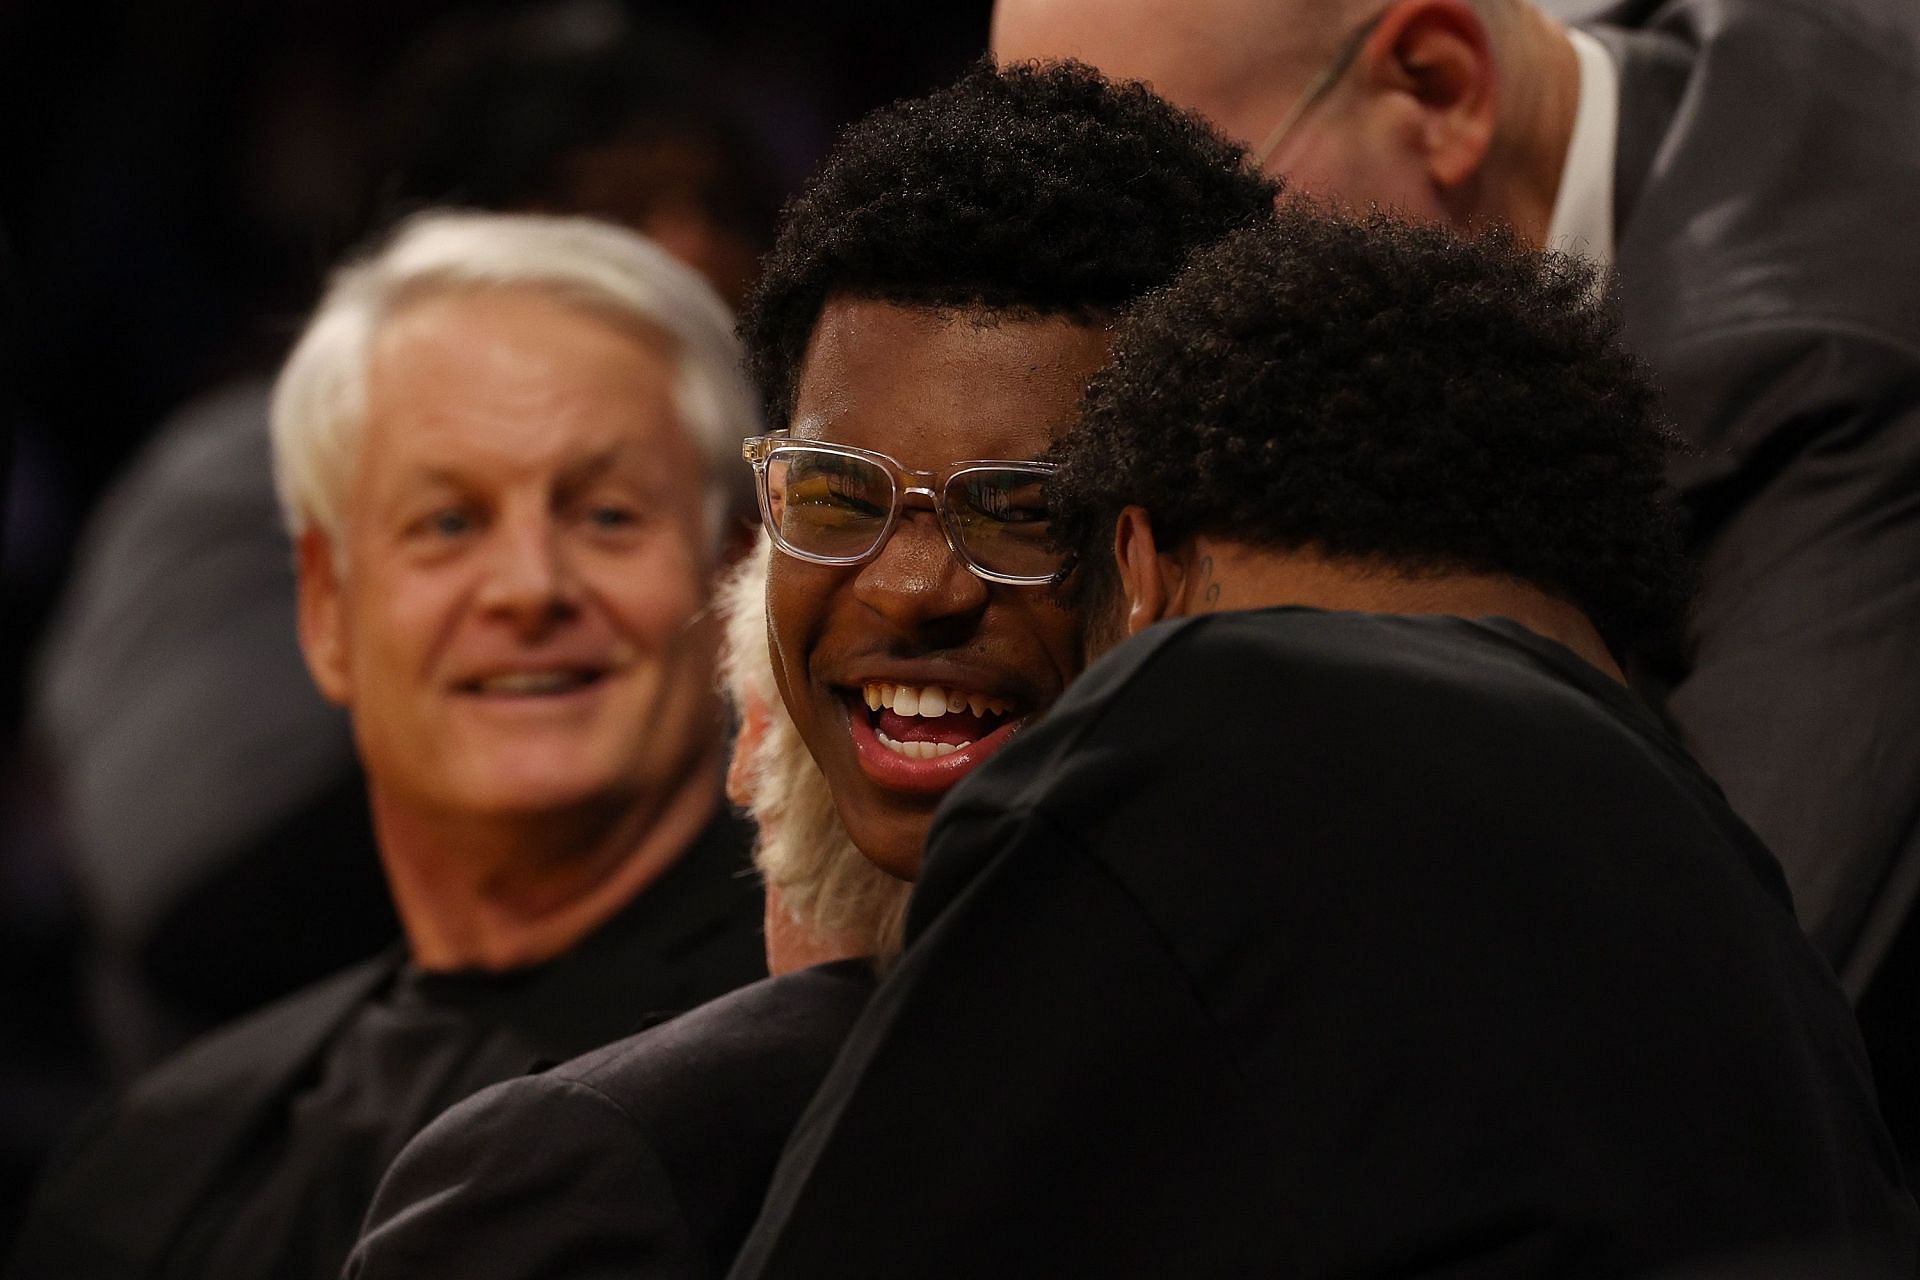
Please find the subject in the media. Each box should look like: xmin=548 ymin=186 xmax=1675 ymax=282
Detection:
xmin=991 ymin=0 xmax=1920 ymax=1164
xmin=734 ymin=209 xmax=1918 ymax=1280
xmin=0 ymin=222 xmax=104 ymax=1250
xmin=7 ymin=211 xmax=767 ymax=1280
xmin=343 ymin=60 xmax=1281 ymax=1280
xmin=29 ymin=1 xmax=782 ymax=1085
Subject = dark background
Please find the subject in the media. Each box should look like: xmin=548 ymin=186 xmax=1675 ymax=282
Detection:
xmin=0 ymin=0 xmax=991 ymax=1243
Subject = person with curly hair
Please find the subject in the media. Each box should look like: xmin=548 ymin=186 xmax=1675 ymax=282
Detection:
xmin=345 ymin=59 xmax=1278 ymax=1279
xmin=1051 ymin=206 xmax=1690 ymax=664
xmin=993 ymin=0 xmax=1920 ymax=1143
xmin=733 ymin=56 xmax=1276 ymax=885
xmin=729 ymin=212 xmax=1918 ymax=1278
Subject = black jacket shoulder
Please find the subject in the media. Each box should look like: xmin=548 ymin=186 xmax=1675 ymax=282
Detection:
xmin=7 ymin=952 xmax=397 ymax=1279
xmin=740 ymin=611 xmax=1916 ymax=1278
xmin=349 ymin=959 xmax=876 ymax=1280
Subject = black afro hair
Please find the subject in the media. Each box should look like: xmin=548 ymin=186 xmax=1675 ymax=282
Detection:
xmin=737 ymin=58 xmax=1282 ymax=429
xmin=1049 ymin=203 xmax=1693 ymax=657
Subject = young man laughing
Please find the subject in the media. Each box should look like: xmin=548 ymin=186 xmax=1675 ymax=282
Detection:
xmin=731 ymin=211 xmax=1920 ymax=1279
xmin=345 ymin=61 xmax=1281 ymax=1279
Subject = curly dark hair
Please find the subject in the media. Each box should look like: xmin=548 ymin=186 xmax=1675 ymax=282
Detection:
xmin=736 ymin=58 xmax=1281 ymax=429
xmin=1049 ymin=205 xmax=1693 ymax=656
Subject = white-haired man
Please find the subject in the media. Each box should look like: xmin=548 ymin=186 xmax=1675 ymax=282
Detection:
xmin=7 ymin=212 xmax=768 ymax=1280
xmin=343 ymin=538 xmax=910 ymax=1280
xmin=994 ymin=0 xmax=1920 ymax=1158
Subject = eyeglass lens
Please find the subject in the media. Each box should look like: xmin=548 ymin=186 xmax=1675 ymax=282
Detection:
xmin=761 ymin=446 xmax=1059 ymax=580
xmin=766 ymin=448 xmax=895 ymax=561
xmin=946 ymin=468 xmax=1057 ymax=580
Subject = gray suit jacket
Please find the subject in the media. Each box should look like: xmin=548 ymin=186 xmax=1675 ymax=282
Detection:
xmin=1585 ymin=0 xmax=1920 ymax=997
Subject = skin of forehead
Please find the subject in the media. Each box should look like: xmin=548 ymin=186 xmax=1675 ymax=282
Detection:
xmin=991 ymin=0 xmax=1369 ymax=127
xmin=362 ymin=289 xmax=685 ymax=474
xmin=789 ymin=302 xmax=1111 ymax=462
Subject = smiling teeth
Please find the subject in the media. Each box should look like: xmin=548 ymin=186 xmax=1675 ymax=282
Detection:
xmin=862 ymin=683 xmax=1012 ymax=719
xmin=875 ymin=728 xmax=966 ymax=759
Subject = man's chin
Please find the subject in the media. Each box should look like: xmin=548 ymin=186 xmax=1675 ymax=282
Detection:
xmin=432 ymin=756 xmax=636 ymax=822
xmin=831 ymin=787 xmax=933 ymax=885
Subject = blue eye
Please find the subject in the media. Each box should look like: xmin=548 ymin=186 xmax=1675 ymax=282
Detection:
xmin=424 ymin=509 xmax=473 ymax=538
xmin=586 ymin=505 xmax=638 ymax=529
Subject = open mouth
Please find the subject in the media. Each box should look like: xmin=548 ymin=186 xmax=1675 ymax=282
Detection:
xmin=842 ymin=680 xmax=1027 ymax=792
xmin=860 ymin=681 xmax=1014 ymax=758
xmin=457 ymin=668 xmax=607 ymax=697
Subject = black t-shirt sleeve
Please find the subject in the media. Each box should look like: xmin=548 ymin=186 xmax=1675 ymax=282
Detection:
xmin=349 ymin=1073 xmax=709 ymax=1280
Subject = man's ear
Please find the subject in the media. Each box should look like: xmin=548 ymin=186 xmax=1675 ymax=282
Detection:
xmin=295 ymin=528 xmax=353 ymax=707
xmin=1356 ymin=0 xmax=1498 ymax=197
xmin=1113 ymin=506 xmax=1183 ymax=637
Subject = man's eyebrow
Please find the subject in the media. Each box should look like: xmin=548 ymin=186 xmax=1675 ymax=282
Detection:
xmin=556 ymin=444 xmax=660 ymax=492
xmin=386 ymin=466 xmax=468 ymax=498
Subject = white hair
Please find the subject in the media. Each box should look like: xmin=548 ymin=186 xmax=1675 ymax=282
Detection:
xmin=269 ymin=210 xmax=760 ymax=551
xmin=717 ymin=536 xmax=911 ymax=964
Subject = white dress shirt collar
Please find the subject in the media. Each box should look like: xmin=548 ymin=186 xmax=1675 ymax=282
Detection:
xmin=1545 ymin=26 xmax=1619 ymax=274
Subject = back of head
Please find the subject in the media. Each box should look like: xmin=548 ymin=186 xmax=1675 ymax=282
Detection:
xmin=1050 ymin=203 xmax=1692 ymax=656
xmin=737 ymin=58 xmax=1284 ymax=428
xmin=989 ymin=0 xmax=1567 ymax=243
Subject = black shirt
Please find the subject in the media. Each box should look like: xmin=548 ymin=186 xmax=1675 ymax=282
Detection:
xmin=345 ymin=958 xmax=880 ymax=1280
xmin=734 ymin=610 xmax=1918 ymax=1278
xmin=9 ymin=808 xmax=764 ymax=1280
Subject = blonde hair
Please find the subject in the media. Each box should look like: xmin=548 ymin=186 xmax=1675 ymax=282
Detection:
xmin=717 ymin=537 xmax=911 ymax=963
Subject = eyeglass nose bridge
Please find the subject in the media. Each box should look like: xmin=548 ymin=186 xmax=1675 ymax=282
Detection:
xmin=885 ymin=480 xmax=975 ymax=572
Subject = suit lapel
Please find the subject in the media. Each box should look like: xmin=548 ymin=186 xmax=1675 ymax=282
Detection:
xmin=1580 ymin=13 xmax=1699 ymax=236
xmin=103 ymin=952 xmax=400 ymax=1274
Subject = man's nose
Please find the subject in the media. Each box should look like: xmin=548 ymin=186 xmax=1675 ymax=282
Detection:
xmin=475 ymin=514 xmax=579 ymax=631
xmin=851 ymin=508 xmax=988 ymax=636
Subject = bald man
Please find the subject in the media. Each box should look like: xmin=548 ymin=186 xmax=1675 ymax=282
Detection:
xmin=995 ymin=0 xmax=1920 ymax=1105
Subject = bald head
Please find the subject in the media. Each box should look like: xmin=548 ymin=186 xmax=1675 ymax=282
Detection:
xmin=992 ymin=0 xmax=1569 ymax=241
xmin=991 ymin=0 xmax=1370 ymax=150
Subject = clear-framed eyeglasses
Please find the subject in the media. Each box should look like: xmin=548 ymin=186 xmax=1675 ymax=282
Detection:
xmin=741 ymin=435 xmax=1061 ymax=586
